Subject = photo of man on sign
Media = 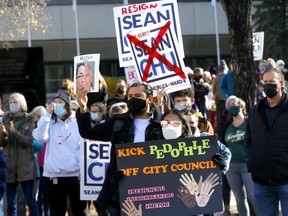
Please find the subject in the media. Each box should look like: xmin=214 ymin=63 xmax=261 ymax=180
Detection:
xmin=74 ymin=53 xmax=100 ymax=93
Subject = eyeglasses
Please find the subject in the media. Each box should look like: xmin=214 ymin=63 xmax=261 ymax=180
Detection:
xmin=111 ymin=103 xmax=127 ymax=111
xmin=160 ymin=120 xmax=182 ymax=128
xmin=76 ymin=74 xmax=91 ymax=80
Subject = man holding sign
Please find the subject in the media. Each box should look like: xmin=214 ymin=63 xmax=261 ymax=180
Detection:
xmin=76 ymin=81 xmax=163 ymax=215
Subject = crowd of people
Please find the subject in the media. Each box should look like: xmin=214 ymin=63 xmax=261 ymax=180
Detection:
xmin=0 ymin=57 xmax=287 ymax=216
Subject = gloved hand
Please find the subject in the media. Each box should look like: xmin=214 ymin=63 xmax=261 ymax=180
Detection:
xmin=212 ymin=153 xmax=225 ymax=171
xmin=111 ymin=170 xmax=125 ymax=189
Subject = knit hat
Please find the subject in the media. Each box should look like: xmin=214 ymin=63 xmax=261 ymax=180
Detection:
xmin=70 ymin=100 xmax=79 ymax=111
xmin=276 ymin=59 xmax=285 ymax=67
xmin=225 ymin=95 xmax=237 ymax=110
xmin=53 ymin=90 xmax=71 ymax=105
xmin=32 ymin=106 xmax=46 ymax=117
xmin=219 ymin=59 xmax=229 ymax=74
xmin=185 ymin=67 xmax=194 ymax=75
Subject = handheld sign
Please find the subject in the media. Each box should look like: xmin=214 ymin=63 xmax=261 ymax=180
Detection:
xmin=116 ymin=135 xmax=223 ymax=216
xmin=126 ymin=21 xmax=190 ymax=96
xmin=80 ymin=139 xmax=111 ymax=200
xmin=113 ymin=0 xmax=184 ymax=67
xmin=74 ymin=53 xmax=100 ymax=93
xmin=253 ymin=32 xmax=264 ymax=61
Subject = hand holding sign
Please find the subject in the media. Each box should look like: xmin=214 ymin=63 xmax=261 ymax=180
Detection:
xmin=122 ymin=200 xmax=142 ymax=216
xmin=195 ymin=181 xmax=214 ymax=207
xmin=176 ymin=185 xmax=196 ymax=208
xmin=179 ymin=173 xmax=198 ymax=195
xmin=76 ymin=89 xmax=88 ymax=113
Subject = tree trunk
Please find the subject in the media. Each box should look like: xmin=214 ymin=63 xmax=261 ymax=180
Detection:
xmin=220 ymin=0 xmax=255 ymax=111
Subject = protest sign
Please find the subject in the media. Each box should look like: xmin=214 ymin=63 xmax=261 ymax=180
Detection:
xmin=124 ymin=65 xmax=141 ymax=86
xmin=116 ymin=135 xmax=223 ymax=215
xmin=113 ymin=0 xmax=184 ymax=67
xmin=126 ymin=21 xmax=190 ymax=96
xmin=253 ymin=32 xmax=264 ymax=61
xmin=74 ymin=53 xmax=100 ymax=93
xmin=80 ymin=139 xmax=111 ymax=200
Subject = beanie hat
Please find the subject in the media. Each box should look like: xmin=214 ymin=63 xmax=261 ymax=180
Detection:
xmin=219 ymin=59 xmax=229 ymax=74
xmin=185 ymin=67 xmax=194 ymax=75
xmin=276 ymin=59 xmax=285 ymax=67
xmin=70 ymin=100 xmax=79 ymax=110
xmin=32 ymin=106 xmax=46 ymax=117
xmin=53 ymin=90 xmax=71 ymax=106
xmin=225 ymin=95 xmax=237 ymax=110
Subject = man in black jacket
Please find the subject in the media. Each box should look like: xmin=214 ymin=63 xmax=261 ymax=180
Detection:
xmin=76 ymin=81 xmax=162 ymax=216
xmin=245 ymin=67 xmax=288 ymax=216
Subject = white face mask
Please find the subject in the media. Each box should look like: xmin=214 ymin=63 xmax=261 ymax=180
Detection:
xmin=174 ymin=103 xmax=186 ymax=111
xmin=162 ymin=124 xmax=182 ymax=140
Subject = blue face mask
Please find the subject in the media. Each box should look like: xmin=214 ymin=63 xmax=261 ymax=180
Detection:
xmin=229 ymin=105 xmax=240 ymax=117
xmin=54 ymin=103 xmax=66 ymax=118
xmin=10 ymin=103 xmax=21 ymax=113
xmin=0 ymin=117 xmax=3 ymax=123
xmin=90 ymin=112 xmax=100 ymax=122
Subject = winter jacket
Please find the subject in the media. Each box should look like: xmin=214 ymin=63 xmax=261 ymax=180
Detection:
xmin=220 ymin=70 xmax=234 ymax=96
xmin=0 ymin=112 xmax=37 ymax=183
xmin=245 ymin=93 xmax=288 ymax=183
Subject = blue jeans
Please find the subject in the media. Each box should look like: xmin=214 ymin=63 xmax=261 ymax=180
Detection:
xmin=226 ymin=163 xmax=257 ymax=216
xmin=6 ymin=180 xmax=39 ymax=216
xmin=254 ymin=182 xmax=288 ymax=216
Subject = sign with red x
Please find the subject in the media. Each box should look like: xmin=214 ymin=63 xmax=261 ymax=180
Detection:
xmin=113 ymin=0 xmax=184 ymax=67
xmin=126 ymin=21 xmax=190 ymax=96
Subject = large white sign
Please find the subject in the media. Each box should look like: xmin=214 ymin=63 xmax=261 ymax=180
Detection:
xmin=126 ymin=21 xmax=190 ymax=96
xmin=113 ymin=0 xmax=184 ymax=67
xmin=253 ymin=32 xmax=264 ymax=61
xmin=80 ymin=139 xmax=111 ymax=200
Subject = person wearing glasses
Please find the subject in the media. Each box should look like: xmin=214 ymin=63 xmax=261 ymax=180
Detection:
xmin=75 ymin=63 xmax=94 ymax=92
xmin=76 ymin=81 xmax=163 ymax=216
xmin=109 ymin=102 xmax=128 ymax=118
xmin=246 ymin=67 xmax=288 ymax=216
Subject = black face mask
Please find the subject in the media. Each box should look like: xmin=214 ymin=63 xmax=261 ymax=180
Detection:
xmin=264 ymin=83 xmax=278 ymax=98
xmin=117 ymin=86 xmax=125 ymax=94
xmin=127 ymin=98 xmax=147 ymax=115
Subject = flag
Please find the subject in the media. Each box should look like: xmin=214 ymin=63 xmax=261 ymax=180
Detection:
xmin=211 ymin=0 xmax=216 ymax=7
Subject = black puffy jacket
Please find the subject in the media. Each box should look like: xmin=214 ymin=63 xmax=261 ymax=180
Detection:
xmin=245 ymin=93 xmax=288 ymax=184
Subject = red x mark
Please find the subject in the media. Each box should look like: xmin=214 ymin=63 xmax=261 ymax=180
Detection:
xmin=127 ymin=21 xmax=186 ymax=82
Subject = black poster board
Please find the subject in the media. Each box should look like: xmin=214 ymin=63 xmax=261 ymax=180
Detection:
xmin=116 ymin=135 xmax=223 ymax=216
